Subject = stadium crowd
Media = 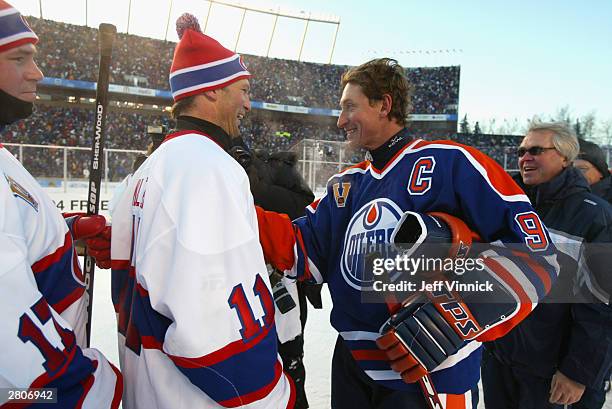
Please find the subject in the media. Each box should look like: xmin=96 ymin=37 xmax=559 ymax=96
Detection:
xmin=5 ymin=102 xmax=524 ymax=182
xmin=3 ymin=17 xmax=509 ymax=183
xmin=3 ymin=105 xmax=346 ymax=150
xmin=3 ymin=104 xmax=348 ymax=180
xmin=452 ymin=132 xmax=524 ymax=168
xmin=28 ymin=17 xmax=459 ymax=114
xmin=4 ymin=104 xmax=520 ymax=180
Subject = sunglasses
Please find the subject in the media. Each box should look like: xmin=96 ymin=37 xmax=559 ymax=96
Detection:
xmin=517 ymin=146 xmax=556 ymax=157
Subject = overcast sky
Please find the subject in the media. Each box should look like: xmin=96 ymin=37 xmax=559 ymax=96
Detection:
xmin=16 ymin=0 xmax=612 ymax=134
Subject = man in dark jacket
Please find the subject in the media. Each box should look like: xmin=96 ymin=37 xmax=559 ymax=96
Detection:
xmin=575 ymin=138 xmax=612 ymax=203
xmin=575 ymin=139 xmax=612 ymax=405
xmin=482 ymin=122 xmax=612 ymax=409
xmin=230 ymin=140 xmax=319 ymax=409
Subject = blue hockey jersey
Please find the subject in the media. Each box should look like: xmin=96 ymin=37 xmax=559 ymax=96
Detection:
xmin=257 ymin=136 xmax=559 ymax=394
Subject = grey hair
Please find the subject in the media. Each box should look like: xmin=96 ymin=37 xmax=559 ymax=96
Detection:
xmin=527 ymin=121 xmax=579 ymax=161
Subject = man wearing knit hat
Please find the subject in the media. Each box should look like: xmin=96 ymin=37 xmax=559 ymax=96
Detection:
xmin=110 ymin=13 xmax=295 ymax=409
xmin=0 ymin=1 xmax=121 ymax=407
xmin=574 ymin=139 xmax=612 ymax=409
xmin=575 ymin=138 xmax=612 ymax=203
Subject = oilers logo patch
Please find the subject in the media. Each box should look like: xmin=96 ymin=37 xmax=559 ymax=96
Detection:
xmin=340 ymin=198 xmax=402 ymax=290
xmin=5 ymin=174 xmax=38 ymax=211
xmin=332 ymin=182 xmax=351 ymax=207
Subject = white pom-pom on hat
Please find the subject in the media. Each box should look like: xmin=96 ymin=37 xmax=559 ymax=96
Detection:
xmin=176 ymin=13 xmax=202 ymax=40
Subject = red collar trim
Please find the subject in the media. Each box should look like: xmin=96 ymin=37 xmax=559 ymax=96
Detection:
xmin=162 ymin=130 xmax=224 ymax=150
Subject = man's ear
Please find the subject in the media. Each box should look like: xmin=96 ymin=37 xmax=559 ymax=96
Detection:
xmin=202 ymin=89 xmax=219 ymax=102
xmin=380 ymin=93 xmax=393 ymax=118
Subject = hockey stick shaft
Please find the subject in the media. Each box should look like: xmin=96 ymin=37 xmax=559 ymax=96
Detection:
xmin=84 ymin=23 xmax=116 ymax=347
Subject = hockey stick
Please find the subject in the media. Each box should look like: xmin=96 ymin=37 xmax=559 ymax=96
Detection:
xmin=84 ymin=23 xmax=116 ymax=347
xmin=384 ymin=291 xmax=443 ymax=409
xmin=374 ymin=251 xmax=443 ymax=409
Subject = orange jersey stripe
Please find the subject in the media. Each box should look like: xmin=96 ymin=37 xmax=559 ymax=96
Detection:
xmin=412 ymin=139 xmax=525 ymax=197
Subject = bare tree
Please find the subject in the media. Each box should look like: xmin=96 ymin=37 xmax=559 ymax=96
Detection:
xmin=551 ymin=105 xmax=572 ymax=125
xmin=599 ymin=119 xmax=612 ymax=147
xmin=498 ymin=118 xmax=522 ymax=135
xmin=482 ymin=118 xmax=496 ymax=134
xmin=580 ymin=112 xmax=597 ymax=139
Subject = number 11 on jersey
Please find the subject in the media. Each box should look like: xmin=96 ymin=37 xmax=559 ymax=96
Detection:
xmin=228 ymin=274 xmax=275 ymax=342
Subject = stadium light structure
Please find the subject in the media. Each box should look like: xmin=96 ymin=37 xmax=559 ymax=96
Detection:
xmin=164 ymin=0 xmax=174 ymax=42
xmin=203 ymin=0 xmax=341 ymax=63
xmin=38 ymin=0 xmax=339 ymax=63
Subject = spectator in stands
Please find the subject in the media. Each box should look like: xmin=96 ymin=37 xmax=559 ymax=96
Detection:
xmin=27 ymin=17 xmax=460 ymax=114
xmin=6 ymin=17 xmax=465 ymax=187
xmin=482 ymin=121 xmax=612 ymax=409
xmin=575 ymin=138 xmax=612 ymax=203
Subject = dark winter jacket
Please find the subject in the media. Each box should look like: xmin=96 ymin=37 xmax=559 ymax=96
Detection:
xmin=591 ymin=175 xmax=612 ymax=205
xmin=486 ymin=167 xmax=612 ymax=389
xmin=248 ymin=149 xmax=315 ymax=221
xmin=229 ymin=141 xmax=323 ymax=310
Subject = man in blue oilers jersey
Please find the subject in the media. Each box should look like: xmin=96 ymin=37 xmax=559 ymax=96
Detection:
xmin=255 ymin=58 xmax=560 ymax=409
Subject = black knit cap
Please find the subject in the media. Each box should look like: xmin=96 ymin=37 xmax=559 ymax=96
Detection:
xmin=577 ymin=139 xmax=609 ymax=177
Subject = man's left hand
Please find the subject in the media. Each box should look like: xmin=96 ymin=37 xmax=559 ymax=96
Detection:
xmin=549 ymin=370 xmax=585 ymax=405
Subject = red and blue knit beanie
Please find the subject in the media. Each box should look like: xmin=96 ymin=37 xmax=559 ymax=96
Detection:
xmin=0 ymin=0 xmax=38 ymax=53
xmin=169 ymin=13 xmax=251 ymax=102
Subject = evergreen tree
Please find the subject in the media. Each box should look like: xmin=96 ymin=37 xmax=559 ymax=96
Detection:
xmin=460 ymin=114 xmax=471 ymax=134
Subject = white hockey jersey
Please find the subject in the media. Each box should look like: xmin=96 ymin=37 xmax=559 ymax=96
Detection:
xmin=0 ymin=144 xmax=122 ymax=408
xmin=111 ymin=130 xmax=295 ymax=409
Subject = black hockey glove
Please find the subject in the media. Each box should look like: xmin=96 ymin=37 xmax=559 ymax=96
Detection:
xmin=377 ymin=212 xmax=515 ymax=383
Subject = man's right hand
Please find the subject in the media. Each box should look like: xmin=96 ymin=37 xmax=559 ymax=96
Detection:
xmin=549 ymin=370 xmax=585 ymax=405
xmin=376 ymin=299 xmax=469 ymax=383
xmin=64 ymin=213 xmax=112 ymax=269
xmin=378 ymin=211 xmax=480 ymax=383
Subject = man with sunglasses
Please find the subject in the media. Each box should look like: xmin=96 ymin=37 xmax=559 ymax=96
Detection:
xmin=482 ymin=121 xmax=612 ymax=409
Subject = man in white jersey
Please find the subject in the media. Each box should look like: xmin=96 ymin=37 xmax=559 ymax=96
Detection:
xmin=110 ymin=13 xmax=295 ymax=409
xmin=0 ymin=1 xmax=121 ymax=407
